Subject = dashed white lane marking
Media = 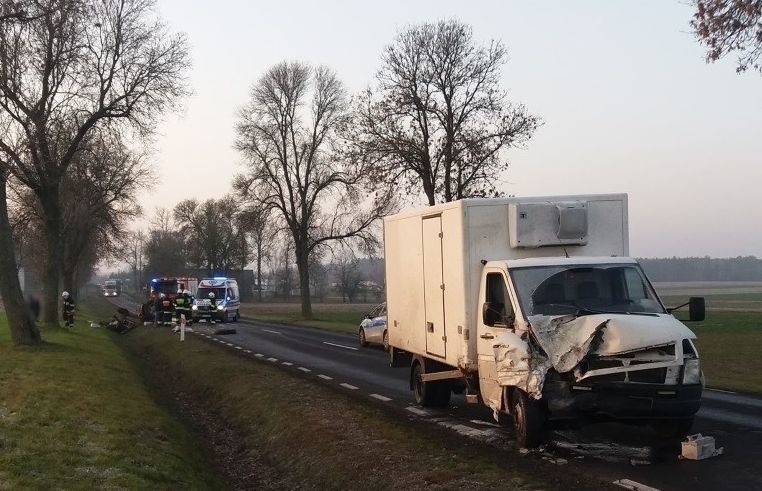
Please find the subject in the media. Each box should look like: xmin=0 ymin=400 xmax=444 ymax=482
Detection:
xmin=254 ymin=353 xmax=264 ymax=358
xmin=282 ymin=362 xmax=293 ymax=366
xmin=226 ymin=343 xmax=234 ymax=346
xmin=235 ymin=346 xmax=242 ymax=350
xmin=244 ymin=350 xmax=252 ymax=354
xmin=298 ymin=367 xmax=312 ymax=373
xmin=370 ymin=394 xmax=392 ymax=402
xmin=317 ymin=374 xmax=333 ymax=380
xmin=406 ymin=406 xmax=430 ymax=417
xmin=262 ymin=329 xmax=282 ymax=334
xmin=613 ymin=479 xmax=661 ymax=491
xmin=707 ymin=388 xmax=737 ymax=394
xmin=267 ymin=357 xmax=278 ymax=362
xmin=340 ymin=383 xmax=359 ymax=390
xmin=322 ymin=341 xmax=359 ymax=351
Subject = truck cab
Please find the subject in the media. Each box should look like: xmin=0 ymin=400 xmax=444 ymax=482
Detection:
xmin=476 ymin=257 xmax=704 ymax=446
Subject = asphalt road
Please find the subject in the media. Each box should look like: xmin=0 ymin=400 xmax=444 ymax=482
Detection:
xmin=109 ymin=296 xmax=762 ymax=490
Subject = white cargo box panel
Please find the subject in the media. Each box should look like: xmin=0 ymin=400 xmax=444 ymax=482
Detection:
xmin=384 ymin=194 xmax=628 ymax=370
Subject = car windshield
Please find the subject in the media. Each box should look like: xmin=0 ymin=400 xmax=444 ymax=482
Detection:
xmin=197 ymin=287 xmax=226 ymax=300
xmin=510 ymin=263 xmax=665 ymax=317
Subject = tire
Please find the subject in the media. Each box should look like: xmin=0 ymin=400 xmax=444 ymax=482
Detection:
xmin=411 ymin=361 xmax=451 ymax=408
xmin=359 ymin=328 xmax=369 ymax=347
xmin=382 ymin=330 xmax=389 ymax=352
xmin=651 ymin=417 xmax=694 ymax=439
xmin=233 ymin=310 xmax=239 ymax=323
xmin=511 ymin=389 xmax=545 ymax=448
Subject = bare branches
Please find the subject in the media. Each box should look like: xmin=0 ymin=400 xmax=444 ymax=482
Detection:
xmin=692 ymin=0 xmax=762 ymax=74
xmin=347 ymin=19 xmax=541 ymax=205
xmin=236 ymin=61 xmax=395 ymax=316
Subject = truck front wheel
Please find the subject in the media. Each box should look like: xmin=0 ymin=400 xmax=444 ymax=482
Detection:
xmin=412 ymin=361 xmax=451 ymax=408
xmin=511 ymin=389 xmax=545 ymax=448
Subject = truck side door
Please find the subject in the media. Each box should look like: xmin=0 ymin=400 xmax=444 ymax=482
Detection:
xmin=477 ymin=270 xmax=517 ymax=413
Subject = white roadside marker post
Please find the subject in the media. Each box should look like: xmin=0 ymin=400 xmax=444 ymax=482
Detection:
xmin=180 ymin=313 xmax=185 ymax=342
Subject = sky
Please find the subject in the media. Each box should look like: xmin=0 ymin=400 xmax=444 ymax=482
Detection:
xmin=145 ymin=0 xmax=762 ymax=258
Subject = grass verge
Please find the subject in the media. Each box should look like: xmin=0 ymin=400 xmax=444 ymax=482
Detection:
xmin=0 ymin=298 xmax=224 ymax=489
xmin=689 ymin=311 xmax=762 ymax=393
xmin=121 ymin=325 xmax=608 ymax=490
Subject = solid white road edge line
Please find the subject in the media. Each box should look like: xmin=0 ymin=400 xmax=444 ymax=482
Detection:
xmin=369 ymin=394 xmax=392 ymax=402
xmin=317 ymin=374 xmax=333 ymax=380
xmin=340 ymin=383 xmax=359 ymax=390
xmin=323 ymin=342 xmax=359 ymax=351
xmin=707 ymin=388 xmax=737 ymax=394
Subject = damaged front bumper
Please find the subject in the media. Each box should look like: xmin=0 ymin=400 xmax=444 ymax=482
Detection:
xmin=543 ymin=377 xmax=702 ymax=421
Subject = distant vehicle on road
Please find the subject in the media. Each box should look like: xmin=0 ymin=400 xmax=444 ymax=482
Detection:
xmin=192 ymin=277 xmax=241 ymax=323
xmin=103 ymin=279 xmax=122 ymax=297
xmin=358 ymin=302 xmax=388 ymax=350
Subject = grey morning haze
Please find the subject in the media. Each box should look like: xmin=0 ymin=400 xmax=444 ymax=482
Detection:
xmin=149 ymin=0 xmax=762 ymax=258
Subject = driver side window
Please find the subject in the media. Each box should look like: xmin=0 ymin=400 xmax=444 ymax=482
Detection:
xmin=486 ymin=272 xmax=514 ymax=327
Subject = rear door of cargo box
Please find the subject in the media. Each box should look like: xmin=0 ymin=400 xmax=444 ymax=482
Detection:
xmin=422 ymin=215 xmax=446 ymax=357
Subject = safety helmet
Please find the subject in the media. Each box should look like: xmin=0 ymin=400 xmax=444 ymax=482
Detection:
xmin=208 ymin=292 xmax=215 ymax=299
xmin=183 ymin=289 xmax=191 ymax=295
xmin=177 ymin=288 xmax=183 ymax=294
xmin=62 ymin=291 xmax=69 ymax=298
xmin=159 ymin=293 xmax=166 ymax=299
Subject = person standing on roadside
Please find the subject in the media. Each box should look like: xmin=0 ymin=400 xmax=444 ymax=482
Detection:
xmin=62 ymin=291 xmax=75 ymax=327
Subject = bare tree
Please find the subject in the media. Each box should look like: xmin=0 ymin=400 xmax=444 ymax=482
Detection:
xmin=333 ymin=250 xmax=363 ymax=303
xmin=0 ymin=0 xmax=189 ymax=336
xmin=174 ymin=197 xmax=249 ymax=275
xmin=692 ymin=0 xmax=762 ymax=74
xmin=235 ymin=62 xmax=394 ymax=318
xmin=348 ymin=20 xmax=540 ymax=205
xmin=238 ymin=203 xmax=277 ymax=302
xmin=123 ymin=230 xmax=146 ymax=292
xmin=144 ymin=208 xmax=186 ymax=278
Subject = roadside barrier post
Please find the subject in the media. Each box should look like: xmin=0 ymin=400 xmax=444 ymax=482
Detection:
xmin=180 ymin=314 xmax=185 ymax=342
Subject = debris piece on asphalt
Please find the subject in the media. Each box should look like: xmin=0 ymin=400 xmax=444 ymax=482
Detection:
xmin=629 ymin=458 xmax=651 ymax=466
xmin=214 ymin=327 xmax=237 ymax=335
xmin=679 ymin=434 xmax=724 ymax=460
xmin=613 ymin=478 xmax=660 ymax=491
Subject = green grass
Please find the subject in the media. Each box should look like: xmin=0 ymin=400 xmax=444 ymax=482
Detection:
xmin=0 ymin=299 xmax=224 ymax=490
xmin=688 ymin=311 xmax=762 ymax=393
xmin=121 ymin=325 xmax=605 ymax=490
xmin=239 ymin=305 xmax=365 ymax=334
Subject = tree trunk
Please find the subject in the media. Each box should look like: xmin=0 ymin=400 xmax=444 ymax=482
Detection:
xmin=0 ymin=173 xmax=42 ymax=345
xmin=38 ymin=186 xmax=63 ymax=327
xmin=295 ymin=243 xmax=312 ymax=319
xmin=256 ymin=240 xmax=263 ymax=302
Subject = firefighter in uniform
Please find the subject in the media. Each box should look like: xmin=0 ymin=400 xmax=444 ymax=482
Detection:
xmin=173 ymin=288 xmax=190 ymax=327
xmin=208 ymin=291 xmax=217 ymax=324
xmin=62 ymin=291 xmax=75 ymax=327
xmin=159 ymin=293 xmax=173 ymax=326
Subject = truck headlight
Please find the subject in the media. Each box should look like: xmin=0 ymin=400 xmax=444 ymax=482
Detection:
xmin=217 ymin=305 xmax=224 ymax=311
xmin=683 ymin=358 xmax=701 ymax=384
xmin=191 ymin=305 xmax=198 ymax=311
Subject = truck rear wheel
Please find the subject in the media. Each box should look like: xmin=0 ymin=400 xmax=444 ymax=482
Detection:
xmin=511 ymin=389 xmax=545 ymax=448
xmin=412 ymin=361 xmax=451 ymax=408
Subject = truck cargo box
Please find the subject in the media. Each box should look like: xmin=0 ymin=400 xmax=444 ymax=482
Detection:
xmin=384 ymin=195 xmax=628 ymax=370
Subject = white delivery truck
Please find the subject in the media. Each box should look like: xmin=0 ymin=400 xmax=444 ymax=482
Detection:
xmin=384 ymin=195 xmax=705 ymax=447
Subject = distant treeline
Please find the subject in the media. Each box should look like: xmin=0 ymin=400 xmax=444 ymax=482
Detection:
xmin=639 ymin=256 xmax=762 ymax=282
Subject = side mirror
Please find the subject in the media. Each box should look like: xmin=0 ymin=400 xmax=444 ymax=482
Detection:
xmin=689 ymin=297 xmax=705 ymax=322
xmin=482 ymin=302 xmax=500 ymax=327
